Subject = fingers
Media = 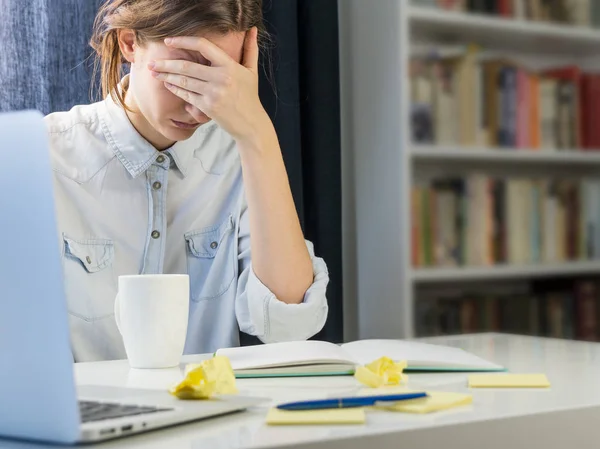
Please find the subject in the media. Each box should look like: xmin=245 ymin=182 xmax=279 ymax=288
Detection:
xmin=164 ymin=36 xmax=233 ymax=67
xmin=162 ymin=81 xmax=210 ymax=121
xmin=151 ymin=71 xmax=208 ymax=95
xmin=149 ymin=59 xmax=219 ymax=82
xmin=242 ymin=27 xmax=259 ymax=71
xmin=164 ymin=82 xmax=203 ymax=107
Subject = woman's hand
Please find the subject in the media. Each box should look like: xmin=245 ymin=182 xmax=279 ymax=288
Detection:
xmin=150 ymin=29 xmax=314 ymax=304
xmin=149 ymin=27 xmax=268 ymax=143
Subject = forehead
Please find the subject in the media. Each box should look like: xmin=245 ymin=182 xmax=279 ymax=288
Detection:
xmin=145 ymin=31 xmax=246 ymax=61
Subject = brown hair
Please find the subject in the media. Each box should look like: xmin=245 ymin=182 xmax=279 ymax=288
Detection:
xmin=90 ymin=0 xmax=268 ymax=110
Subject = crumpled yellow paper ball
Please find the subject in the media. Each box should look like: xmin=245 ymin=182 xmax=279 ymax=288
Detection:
xmin=169 ymin=356 xmax=238 ymax=400
xmin=354 ymin=356 xmax=408 ymax=388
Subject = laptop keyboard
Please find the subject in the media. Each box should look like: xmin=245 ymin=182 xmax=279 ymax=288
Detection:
xmin=79 ymin=401 xmax=174 ymax=423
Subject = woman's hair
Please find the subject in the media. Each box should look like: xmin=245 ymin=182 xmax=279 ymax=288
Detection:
xmin=90 ymin=0 xmax=268 ymax=110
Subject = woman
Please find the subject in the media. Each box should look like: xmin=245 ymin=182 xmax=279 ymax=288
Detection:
xmin=45 ymin=0 xmax=329 ymax=362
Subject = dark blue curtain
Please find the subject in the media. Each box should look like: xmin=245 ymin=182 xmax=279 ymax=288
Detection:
xmin=0 ymin=0 xmax=102 ymax=114
xmin=239 ymin=0 xmax=343 ymax=345
xmin=255 ymin=0 xmax=343 ymax=344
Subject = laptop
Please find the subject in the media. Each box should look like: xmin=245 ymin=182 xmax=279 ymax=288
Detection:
xmin=0 ymin=110 xmax=264 ymax=445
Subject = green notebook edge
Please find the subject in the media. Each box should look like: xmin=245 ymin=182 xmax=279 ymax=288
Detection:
xmin=233 ymin=366 xmax=506 ymax=378
xmin=234 ymin=370 xmax=355 ymax=379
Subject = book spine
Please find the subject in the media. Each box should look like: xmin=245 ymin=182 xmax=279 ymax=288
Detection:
xmin=513 ymin=0 xmax=525 ymax=19
xmin=410 ymin=58 xmax=434 ymax=144
xmin=498 ymin=0 xmax=513 ymax=16
xmin=516 ymin=69 xmax=530 ymax=148
xmin=497 ymin=67 xmax=508 ymax=147
xmin=563 ymin=292 xmax=574 ymax=340
xmin=530 ymin=74 xmax=541 ymax=149
xmin=547 ymin=294 xmax=564 ymax=338
xmin=411 ymin=187 xmax=422 ymax=267
xmin=506 ymin=67 xmax=518 ymax=148
xmin=566 ymin=181 xmax=578 ymax=260
xmin=556 ymin=81 xmax=573 ymax=150
xmin=531 ymin=181 xmax=541 ymax=263
xmin=589 ymin=76 xmax=600 ymax=149
xmin=422 ymin=188 xmax=433 ymax=266
xmin=485 ymin=62 xmax=500 ymax=147
xmin=576 ymin=281 xmax=598 ymax=341
xmin=540 ymin=79 xmax=558 ymax=150
xmin=593 ymin=181 xmax=600 ymax=259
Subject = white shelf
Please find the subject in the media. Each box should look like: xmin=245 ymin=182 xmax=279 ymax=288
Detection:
xmin=340 ymin=2 xmax=600 ymax=341
xmin=411 ymin=146 xmax=600 ymax=164
xmin=409 ymin=6 xmax=600 ymax=57
xmin=412 ymin=261 xmax=600 ymax=284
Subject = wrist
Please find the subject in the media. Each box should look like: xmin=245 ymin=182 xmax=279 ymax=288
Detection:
xmin=236 ymin=109 xmax=275 ymax=151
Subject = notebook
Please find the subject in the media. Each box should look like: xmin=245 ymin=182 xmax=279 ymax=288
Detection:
xmin=216 ymin=339 xmax=504 ymax=377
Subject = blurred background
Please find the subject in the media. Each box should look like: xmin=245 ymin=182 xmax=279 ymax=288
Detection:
xmin=3 ymin=0 xmax=600 ymax=345
xmin=339 ymin=0 xmax=600 ymax=343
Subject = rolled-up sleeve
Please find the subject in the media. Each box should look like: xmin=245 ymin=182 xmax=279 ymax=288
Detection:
xmin=234 ymin=200 xmax=329 ymax=343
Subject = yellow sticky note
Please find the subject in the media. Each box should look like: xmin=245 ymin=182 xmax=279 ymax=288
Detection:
xmin=376 ymin=391 xmax=472 ymax=414
xmin=169 ymin=356 xmax=238 ymax=399
xmin=468 ymin=373 xmax=550 ymax=388
xmin=266 ymin=408 xmax=366 ymax=425
xmin=354 ymin=357 xmax=408 ymax=388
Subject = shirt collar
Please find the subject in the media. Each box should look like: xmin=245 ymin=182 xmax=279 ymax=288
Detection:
xmin=97 ymin=78 xmax=217 ymax=179
xmin=168 ymin=138 xmax=200 ymax=178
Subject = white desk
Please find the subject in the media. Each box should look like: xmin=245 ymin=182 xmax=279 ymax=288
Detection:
xmin=3 ymin=333 xmax=600 ymax=448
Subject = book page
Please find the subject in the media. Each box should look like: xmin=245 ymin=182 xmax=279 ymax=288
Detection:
xmin=341 ymin=339 xmax=502 ymax=370
xmin=216 ymin=340 xmax=356 ymax=370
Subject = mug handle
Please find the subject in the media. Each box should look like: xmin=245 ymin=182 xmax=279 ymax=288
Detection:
xmin=114 ymin=293 xmax=122 ymax=334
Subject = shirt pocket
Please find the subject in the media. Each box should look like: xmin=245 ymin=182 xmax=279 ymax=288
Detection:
xmin=185 ymin=215 xmax=236 ymax=302
xmin=62 ymin=235 xmax=116 ymax=322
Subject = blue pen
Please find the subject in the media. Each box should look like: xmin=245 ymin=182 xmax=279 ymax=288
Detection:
xmin=276 ymin=392 xmax=427 ymax=411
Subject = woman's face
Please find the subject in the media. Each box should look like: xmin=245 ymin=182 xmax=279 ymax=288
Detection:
xmin=122 ymin=30 xmax=245 ymax=147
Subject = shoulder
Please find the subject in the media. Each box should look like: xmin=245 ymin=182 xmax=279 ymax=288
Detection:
xmin=44 ymin=102 xmax=115 ymax=183
xmin=44 ymin=102 xmax=97 ymax=135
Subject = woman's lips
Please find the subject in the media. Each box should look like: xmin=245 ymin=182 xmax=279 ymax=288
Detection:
xmin=171 ymin=120 xmax=200 ymax=129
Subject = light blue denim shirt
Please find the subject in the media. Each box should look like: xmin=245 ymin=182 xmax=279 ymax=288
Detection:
xmin=44 ymin=94 xmax=329 ymax=362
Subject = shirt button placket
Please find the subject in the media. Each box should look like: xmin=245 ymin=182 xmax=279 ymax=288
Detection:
xmin=143 ymin=154 xmax=169 ymax=274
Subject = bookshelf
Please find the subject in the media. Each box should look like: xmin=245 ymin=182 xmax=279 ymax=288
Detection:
xmin=339 ymin=1 xmax=600 ymax=342
xmin=412 ymin=261 xmax=600 ymax=284
xmin=409 ymin=6 xmax=600 ymax=57
xmin=411 ymin=145 xmax=600 ymax=164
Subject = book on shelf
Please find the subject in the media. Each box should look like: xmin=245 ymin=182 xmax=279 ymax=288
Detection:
xmin=416 ymin=278 xmax=600 ymax=340
xmin=411 ymin=0 xmax=600 ymax=28
xmin=411 ymin=175 xmax=600 ymax=268
xmin=410 ymin=46 xmax=600 ymax=150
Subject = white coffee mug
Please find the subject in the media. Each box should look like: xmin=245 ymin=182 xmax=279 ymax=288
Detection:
xmin=114 ymin=274 xmax=190 ymax=369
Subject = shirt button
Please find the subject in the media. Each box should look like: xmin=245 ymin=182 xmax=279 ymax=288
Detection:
xmin=156 ymin=155 xmax=166 ymax=164
xmin=86 ymin=256 xmax=92 ymax=264
xmin=151 ymin=230 xmax=161 ymax=239
xmin=210 ymin=241 xmax=218 ymax=249
xmin=152 ymin=181 xmax=162 ymax=190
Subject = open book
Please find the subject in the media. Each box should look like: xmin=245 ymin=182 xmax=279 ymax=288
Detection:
xmin=216 ymin=339 xmax=504 ymax=377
